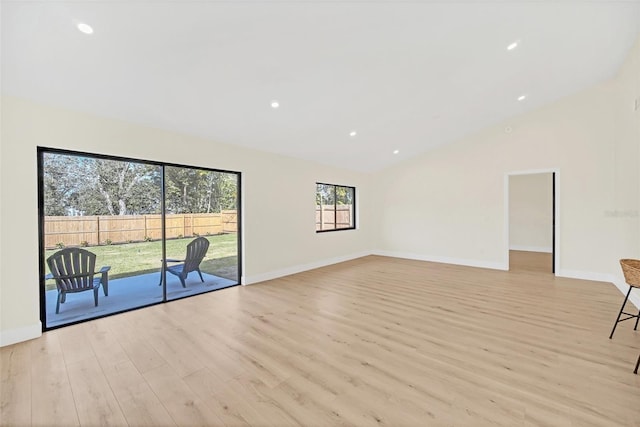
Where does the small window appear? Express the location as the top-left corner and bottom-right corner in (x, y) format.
(316, 183), (356, 232)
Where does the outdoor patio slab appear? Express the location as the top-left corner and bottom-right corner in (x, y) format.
(45, 271), (237, 328)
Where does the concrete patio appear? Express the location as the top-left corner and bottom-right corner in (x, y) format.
(45, 271), (237, 328)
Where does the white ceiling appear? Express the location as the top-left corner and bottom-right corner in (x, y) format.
(2, 1), (640, 172)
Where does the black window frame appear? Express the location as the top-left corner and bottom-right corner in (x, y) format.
(37, 146), (243, 331)
(315, 182), (356, 233)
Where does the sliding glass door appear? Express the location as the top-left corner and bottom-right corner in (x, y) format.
(38, 148), (241, 330)
(162, 166), (239, 300)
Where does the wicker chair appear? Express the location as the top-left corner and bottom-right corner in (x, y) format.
(159, 237), (210, 288)
(610, 259), (640, 339)
(609, 259), (640, 374)
(46, 248), (110, 314)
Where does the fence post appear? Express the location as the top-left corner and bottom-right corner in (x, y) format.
(96, 216), (101, 245)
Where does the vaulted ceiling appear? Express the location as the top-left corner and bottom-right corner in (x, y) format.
(3, 1), (639, 171)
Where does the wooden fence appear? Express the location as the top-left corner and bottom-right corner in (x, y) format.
(44, 211), (237, 249)
(315, 205), (353, 231)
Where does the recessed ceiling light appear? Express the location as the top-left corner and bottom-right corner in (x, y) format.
(77, 23), (94, 34)
(507, 41), (519, 51)
(270, 100), (279, 108)
(393, 150), (399, 155)
(517, 95), (527, 101)
(349, 131), (357, 137)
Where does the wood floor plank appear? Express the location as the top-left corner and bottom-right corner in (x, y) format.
(0, 341), (31, 426)
(65, 357), (128, 426)
(224, 376), (302, 427)
(183, 367), (256, 427)
(1, 253), (639, 426)
(30, 333), (80, 426)
(108, 314), (167, 374)
(142, 363), (225, 426)
(105, 360), (176, 426)
(56, 324), (97, 365)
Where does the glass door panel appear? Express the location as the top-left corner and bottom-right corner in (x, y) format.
(41, 152), (163, 328)
(163, 166), (239, 300)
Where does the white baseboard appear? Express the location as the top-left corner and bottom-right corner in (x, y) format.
(509, 245), (552, 253)
(556, 269), (614, 283)
(372, 250), (507, 271)
(0, 322), (42, 347)
(244, 251), (371, 285)
(370, 256), (639, 309)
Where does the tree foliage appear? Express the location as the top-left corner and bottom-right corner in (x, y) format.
(43, 154), (78, 215)
(89, 159), (161, 215)
(316, 184), (353, 206)
(165, 166), (237, 214)
(42, 153), (237, 216)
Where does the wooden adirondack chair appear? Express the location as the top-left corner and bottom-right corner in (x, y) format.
(161, 237), (210, 288)
(46, 248), (110, 314)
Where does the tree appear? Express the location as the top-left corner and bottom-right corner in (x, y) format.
(165, 167), (237, 214)
(42, 153), (79, 215)
(316, 183), (335, 206)
(88, 159), (160, 215)
(43, 152), (236, 217)
(43, 154), (161, 216)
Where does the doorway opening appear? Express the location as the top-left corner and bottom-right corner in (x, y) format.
(506, 171), (557, 274)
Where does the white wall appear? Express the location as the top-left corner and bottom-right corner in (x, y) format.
(0, 97), (372, 345)
(610, 37), (640, 304)
(373, 39), (640, 288)
(509, 173), (553, 253)
(3, 39), (639, 347)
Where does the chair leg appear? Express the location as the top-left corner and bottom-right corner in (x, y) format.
(56, 292), (63, 314)
(635, 353), (640, 375)
(197, 268), (204, 283)
(610, 286), (633, 339)
(179, 274), (187, 288)
(634, 309), (639, 331)
(102, 275), (109, 297)
(94, 288), (99, 307)
(158, 265), (165, 286)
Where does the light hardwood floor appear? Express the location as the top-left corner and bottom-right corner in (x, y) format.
(509, 250), (553, 274)
(2, 254), (639, 426)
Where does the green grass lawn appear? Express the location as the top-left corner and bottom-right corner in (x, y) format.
(44, 234), (238, 288)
